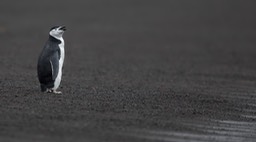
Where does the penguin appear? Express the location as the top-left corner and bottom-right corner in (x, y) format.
(37, 26), (66, 94)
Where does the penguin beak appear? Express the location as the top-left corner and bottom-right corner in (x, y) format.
(59, 26), (66, 31)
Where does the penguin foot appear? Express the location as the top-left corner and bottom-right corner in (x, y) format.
(46, 89), (53, 93)
(53, 90), (62, 94)
(45, 89), (62, 94)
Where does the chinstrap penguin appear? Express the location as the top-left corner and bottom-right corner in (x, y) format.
(37, 26), (66, 94)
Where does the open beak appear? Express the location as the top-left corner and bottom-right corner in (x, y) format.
(59, 26), (66, 31)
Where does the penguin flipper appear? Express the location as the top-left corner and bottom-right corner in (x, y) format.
(37, 55), (54, 89)
(49, 52), (59, 80)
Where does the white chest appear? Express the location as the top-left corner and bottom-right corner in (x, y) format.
(53, 38), (65, 90)
(59, 38), (65, 67)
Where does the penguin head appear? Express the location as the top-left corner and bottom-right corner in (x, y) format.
(49, 26), (66, 39)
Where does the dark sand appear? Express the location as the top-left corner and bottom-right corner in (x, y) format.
(0, 1), (256, 141)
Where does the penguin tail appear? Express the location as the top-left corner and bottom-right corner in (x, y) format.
(40, 84), (47, 92)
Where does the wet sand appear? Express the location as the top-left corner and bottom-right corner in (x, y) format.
(0, 0), (256, 141)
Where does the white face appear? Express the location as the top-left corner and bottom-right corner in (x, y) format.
(49, 26), (66, 39)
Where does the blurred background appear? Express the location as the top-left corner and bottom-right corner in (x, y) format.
(0, 0), (256, 142)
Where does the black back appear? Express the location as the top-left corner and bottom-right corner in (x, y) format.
(37, 36), (61, 91)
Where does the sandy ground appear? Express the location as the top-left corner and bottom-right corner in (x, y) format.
(0, 0), (256, 142)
